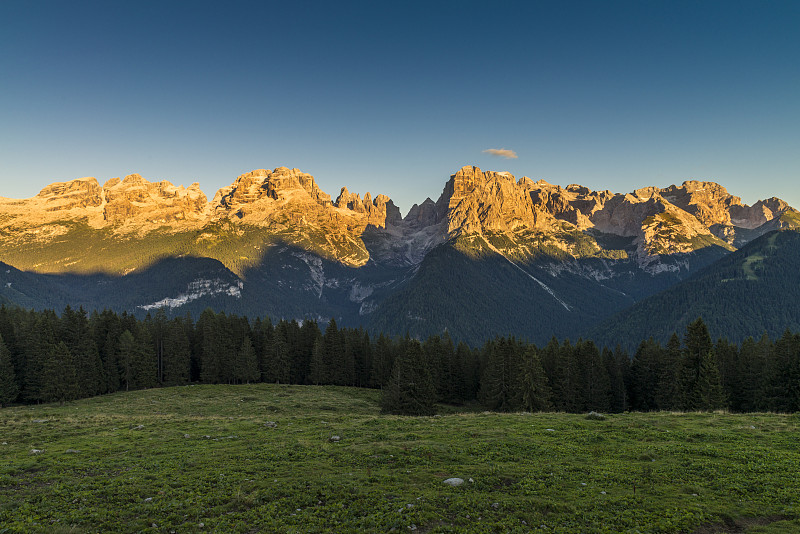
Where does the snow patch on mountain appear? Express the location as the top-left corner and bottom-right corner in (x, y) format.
(139, 278), (243, 310)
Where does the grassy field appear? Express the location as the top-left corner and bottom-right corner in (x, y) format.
(1, 385), (799, 533)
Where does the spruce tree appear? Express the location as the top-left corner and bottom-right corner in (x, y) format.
(714, 338), (739, 405)
(41, 341), (79, 404)
(753, 333), (774, 411)
(630, 338), (662, 411)
(236, 336), (260, 384)
(309, 337), (326, 385)
(550, 339), (581, 412)
(253, 317), (274, 383)
(696, 351), (726, 411)
(654, 333), (681, 411)
(578, 340), (611, 412)
(163, 319), (191, 386)
(604, 346), (628, 413)
(769, 331), (800, 412)
(132, 324), (157, 389)
(456, 342), (479, 401)
(267, 322), (291, 384)
(0, 335), (19, 407)
(479, 338), (518, 411)
(23, 313), (58, 403)
(297, 319), (321, 384)
(519, 345), (551, 412)
(368, 333), (394, 388)
(117, 330), (144, 391)
(423, 335), (446, 399)
(198, 309), (224, 384)
(680, 318), (714, 410)
(381, 339), (436, 416)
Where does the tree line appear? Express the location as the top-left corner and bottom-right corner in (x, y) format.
(0, 305), (798, 415)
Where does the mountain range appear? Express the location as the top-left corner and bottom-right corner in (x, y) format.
(1, 165), (798, 346)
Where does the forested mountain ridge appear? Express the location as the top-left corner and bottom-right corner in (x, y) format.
(0, 166), (796, 345)
(589, 222), (800, 348)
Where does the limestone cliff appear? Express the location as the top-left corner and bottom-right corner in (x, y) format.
(433, 166), (792, 266)
(102, 174), (208, 227)
(0, 165), (794, 275)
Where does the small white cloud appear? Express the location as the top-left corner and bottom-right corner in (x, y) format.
(483, 148), (518, 159)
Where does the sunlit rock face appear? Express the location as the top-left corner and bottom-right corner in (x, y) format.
(433, 166), (795, 268)
(36, 177), (103, 210)
(0, 165), (795, 276)
(102, 174), (208, 226)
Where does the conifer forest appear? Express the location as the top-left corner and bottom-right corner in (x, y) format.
(1, 305), (798, 415)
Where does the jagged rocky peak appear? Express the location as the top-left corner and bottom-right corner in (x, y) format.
(447, 165), (518, 204)
(443, 166), (622, 235)
(268, 167), (331, 204)
(632, 186), (662, 200)
(517, 176), (536, 188)
(335, 187), (401, 228)
(405, 198), (441, 228)
(660, 180), (741, 227)
(102, 173), (208, 225)
(657, 179), (794, 230)
(444, 166), (558, 236)
(373, 194), (402, 226)
(36, 176), (103, 210)
(335, 186), (364, 211)
(729, 197), (794, 229)
(215, 167), (332, 209)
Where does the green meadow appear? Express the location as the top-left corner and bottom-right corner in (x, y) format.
(1, 384), (799, 533)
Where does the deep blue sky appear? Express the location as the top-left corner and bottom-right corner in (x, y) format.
(1, 0), (798, 213)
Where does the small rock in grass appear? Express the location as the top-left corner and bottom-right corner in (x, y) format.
(443, 478), (464, 486)
(184, 434), (190, 438)
(144, 497), (153, 502)
(491, 502), (500, 509)
(132, 425), (145, 430)
(750, 425), (756, 429)
(329, 435), (341, 443)
(30, 449), (43, 454)
(468, 478), (474, 483)
(64, 449), (80, 454)
(32, 419), (48, 423)
(600, 491), (607, 495)
(586, 411), (606, 421)
(2, 442), (7, 445)
(545, 428), (555, 432)
(580, 482), (587, 486)
(198, 523), (204, 528)
(264, 421), (278, 428)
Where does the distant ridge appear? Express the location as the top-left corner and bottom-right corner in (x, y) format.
(0, 165), (796, 345)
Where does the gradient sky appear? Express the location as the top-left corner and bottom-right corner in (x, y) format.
(1, 0), (798, 214)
